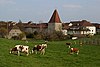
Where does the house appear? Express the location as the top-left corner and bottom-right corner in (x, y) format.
(17, 21), (48, 34)
(8, 25), (26, 40)
(92, 23), (100, 34)
(67, 20), (96, 36)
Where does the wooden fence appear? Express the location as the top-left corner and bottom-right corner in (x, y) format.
(78, 39), (100, 45)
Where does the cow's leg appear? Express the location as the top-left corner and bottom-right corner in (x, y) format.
(40, 50), (42, 55)
(27, 50), (29, 56)
(39, 49), (42, 55)
(35, 50), (37, 54)
(76, 50), (79, 55)
(27, 53), (29, 56)
(10, 48), (13, 54)
(70, 52), (73, 54)
(40, 49), (45, 55)
(18, 51), (20, 56)
(10, 50), (12, 54)
(68, 46), (70, 48)
(32, 50), (35, 54)
(70, 50), (74, 54)
(26, 52), (29, 56)
(42, 49), (45, 55)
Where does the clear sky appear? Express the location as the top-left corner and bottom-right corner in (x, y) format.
(0, 0), (100, 23)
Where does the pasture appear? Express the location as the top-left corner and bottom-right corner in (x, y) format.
(0, 36), (100, 67)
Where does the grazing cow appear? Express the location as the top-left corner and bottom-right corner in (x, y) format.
(70, 48), (79, 55)
(10, 45), (29, 56)
(31, 45), (42, 54)
(66, 42), (71, 48)
(31, 44), (47, 55)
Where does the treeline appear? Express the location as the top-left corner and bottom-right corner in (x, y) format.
(26, 31), (71, 41)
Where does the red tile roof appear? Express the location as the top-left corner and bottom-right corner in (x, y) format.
(70, 20), (94, 26)
(48, 9), (62, 23)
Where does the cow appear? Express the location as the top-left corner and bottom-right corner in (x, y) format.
(31, 45), (41, 54)
(66, 42), (71, 48)
(70, 48), (79, 55)
(10, 45), (29, 56)
(31, 44), (47, 55)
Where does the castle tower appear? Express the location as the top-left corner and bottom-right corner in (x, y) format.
(48, 9), (62, 32)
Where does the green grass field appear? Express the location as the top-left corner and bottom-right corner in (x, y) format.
(0, 36), (100, 67)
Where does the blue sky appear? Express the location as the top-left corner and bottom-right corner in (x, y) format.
(0, 0), (100, 23)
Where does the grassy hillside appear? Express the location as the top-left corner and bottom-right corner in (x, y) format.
(0, 37), (100, 67)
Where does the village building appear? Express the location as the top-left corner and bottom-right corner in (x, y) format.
(48, 9), (62, 32)
(67, 20), (96, 36)
(92, 23), (100, 34)
(8, 25), (26, 40)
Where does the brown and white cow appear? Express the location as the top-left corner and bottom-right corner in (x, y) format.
(10, 45), (29, 56)
(70, 48), (79, 55)
(31, 44), (47, 55)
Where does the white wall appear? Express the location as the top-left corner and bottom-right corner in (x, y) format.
(86, 26), (96, 35)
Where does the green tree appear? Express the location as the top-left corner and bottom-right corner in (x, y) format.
(18, 32), (26, 40)
(0, 27), (7, 38)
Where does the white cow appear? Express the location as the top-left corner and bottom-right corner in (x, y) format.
(10, 45), (29, 56)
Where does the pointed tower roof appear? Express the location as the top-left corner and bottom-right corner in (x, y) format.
(48, 9), (62, 23)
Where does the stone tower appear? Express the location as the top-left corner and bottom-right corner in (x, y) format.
(48, 9), (62, 32)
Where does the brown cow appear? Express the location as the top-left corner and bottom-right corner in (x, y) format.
(70, 48), (79, 55)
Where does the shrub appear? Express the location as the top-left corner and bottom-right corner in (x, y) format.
(18, 32), (26, 40)
(26, 33), (34, 38)
(0, 27), (7, 38)
(45, 31), (67, 41)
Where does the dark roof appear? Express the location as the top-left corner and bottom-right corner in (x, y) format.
(17, 23), (48, 28)
(70, 20), (94, 26)
(48, 9), (62, 23)
(62, 23), (70, 29)
(92, 23), (100, 29)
